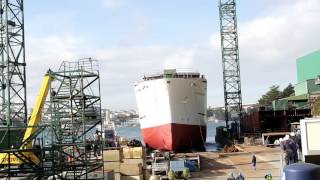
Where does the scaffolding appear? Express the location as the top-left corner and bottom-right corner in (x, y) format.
(0, 0), (103, 178)
(0, 58), (103, 179)
(47, 58), (103, 179)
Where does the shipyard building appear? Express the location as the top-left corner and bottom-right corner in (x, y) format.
(272, 50), (320, 111)
(242, 50), (320, 134)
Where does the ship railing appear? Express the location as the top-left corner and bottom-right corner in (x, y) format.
(175, 68), (199, 74)
(143, 69), (203, 80)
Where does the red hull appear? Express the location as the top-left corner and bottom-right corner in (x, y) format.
(141, 123), (206, 151)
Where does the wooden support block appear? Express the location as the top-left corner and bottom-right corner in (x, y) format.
(123, 158), (146, 168)
(123, 147), (145, 159)
(120, 162), (143, 176)
(104, 162), (120, 172)
(103, 149), (122, 162)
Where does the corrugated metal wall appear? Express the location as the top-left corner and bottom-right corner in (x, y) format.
(307, 79), (320, 93)
(272, 99), (289, 111)
(295, 81), (308, 96)
(295, 79), (320, 96)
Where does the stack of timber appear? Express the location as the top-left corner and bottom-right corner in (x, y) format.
(103, 147), (147, 180)
(122, 147), (146, 180)
(103, 147), (122, 180)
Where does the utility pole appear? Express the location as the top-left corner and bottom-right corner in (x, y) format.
(219, 0), (242, 138)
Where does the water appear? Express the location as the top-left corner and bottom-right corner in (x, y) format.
(115, 121), (225, 151)
(115, 125), (142, 140)
(206, 121), (225, 143)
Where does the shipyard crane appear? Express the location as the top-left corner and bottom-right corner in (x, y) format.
(0, 0), (55, 170)
(0, 72), (53, 165)
(219, 0), (243, 138)
(0, 0), (34, 167)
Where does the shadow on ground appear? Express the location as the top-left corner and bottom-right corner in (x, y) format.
(191, 153), (235, 178)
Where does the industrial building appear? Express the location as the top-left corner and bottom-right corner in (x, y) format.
(273, 50), (320, 111)
(242, 50), (320, 134)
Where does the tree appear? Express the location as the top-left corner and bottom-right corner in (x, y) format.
(258, 84), (295, 107)
(312, 96), (320, 117)
(280, 83), (294, 98)
(258, 85), (281, 106)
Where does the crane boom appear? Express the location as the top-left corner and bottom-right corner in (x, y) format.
(0, 72), (53, 165)
(22, 73), (53, 149)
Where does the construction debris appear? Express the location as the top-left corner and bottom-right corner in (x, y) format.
(223, 145), (240, 153)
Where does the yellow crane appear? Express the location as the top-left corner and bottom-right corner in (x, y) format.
(0, 71), (53, 165)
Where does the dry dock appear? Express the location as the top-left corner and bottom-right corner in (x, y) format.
(188, 145), (281, 179)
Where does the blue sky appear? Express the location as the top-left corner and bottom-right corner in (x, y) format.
(24, 0), (320, 110)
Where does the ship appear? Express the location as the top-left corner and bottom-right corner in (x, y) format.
(134, 69), (207, 151)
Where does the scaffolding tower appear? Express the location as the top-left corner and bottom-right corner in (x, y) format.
(48, 58), (103, 179)
(0, 0), (103, 178)
(219, 0), (243, 136)
(0, 59), (104, 179)
(0, 0), (27, 139)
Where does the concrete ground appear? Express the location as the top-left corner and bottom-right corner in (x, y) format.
(0, 145), (282, 180)
(189, 145), (282, 180)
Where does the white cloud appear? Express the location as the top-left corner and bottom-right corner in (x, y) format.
(26, 36), (201, 110)
(163, 48), (195, 69)
(25, 34), (88, 108)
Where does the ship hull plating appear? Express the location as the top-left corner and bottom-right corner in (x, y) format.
(142, 123), (206, 151)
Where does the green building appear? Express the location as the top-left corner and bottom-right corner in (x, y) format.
(295, 79), (320, 96)
(297, 50), (320, 83)
(273, 50), (320, 111)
